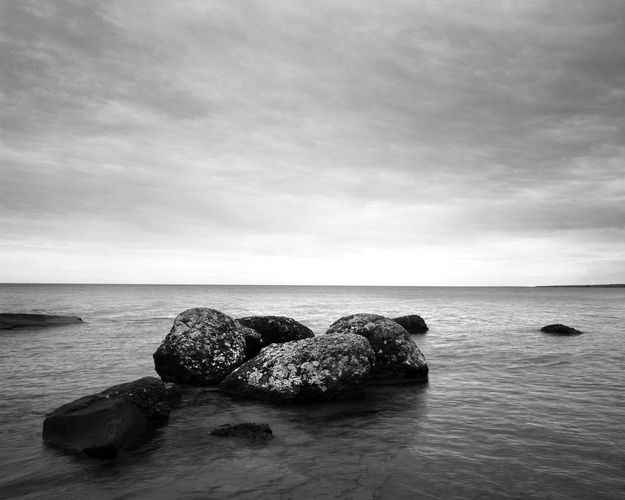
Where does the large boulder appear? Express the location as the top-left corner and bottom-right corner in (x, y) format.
(541, 324), (584, 336)
(42, 377), (174, 458)
(220, 334), (375, 403)
(153, 308), (248, 385)
(237, 315), (315, 357)
(0, 313), (83, 329)
(326, 313), (428, 381)
(393, 314), (428, 334)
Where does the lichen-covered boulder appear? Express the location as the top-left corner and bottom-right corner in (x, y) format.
(153, 308), (248, 385)
(219, 334), (375, 403)
(393, 314), (429, 334)
(42, 377), (174, 458)
(541, 324), (584, 336)
(326, 313), (428, 381)
(237, 316), (315, 357)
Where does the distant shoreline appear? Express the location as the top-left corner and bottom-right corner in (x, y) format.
(536, 284), (625, 288)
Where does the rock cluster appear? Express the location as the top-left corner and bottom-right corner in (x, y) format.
(43, 308), (430, 458)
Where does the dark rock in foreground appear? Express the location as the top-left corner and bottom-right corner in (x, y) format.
(211, 423), (273, 440)
(42, 377), (175, 458)
(220, 334), (374, 403)
(153, 308), (248, 385)
(327, 313), (429, 381)
(393, 314), (428, 334)
(0, 313), (84, 330)
(541, 324), (584, 336)
(237, 316), (315, 358)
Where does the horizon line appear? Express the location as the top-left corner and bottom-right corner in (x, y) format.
(1, 282), (623, 288)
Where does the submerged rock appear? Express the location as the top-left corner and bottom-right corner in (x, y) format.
(0, 313), (84, 330)
(541, 324), (584, 336)
(237, 316), (315, 357)
(153, 308), (248, 385)
(326, 313), (428, 381)
(220, 334), (375, 403)
(211, 422), (273, 440)
(393, 314), (428, 334)
(42, 377), (174, 458)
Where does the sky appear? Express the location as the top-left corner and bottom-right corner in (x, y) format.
(1, 0), (624, 285)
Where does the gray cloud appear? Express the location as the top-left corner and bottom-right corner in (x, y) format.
(1, 0), (624, 284)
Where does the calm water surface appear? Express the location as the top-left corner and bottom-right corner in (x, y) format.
(1, 285), (624, 499)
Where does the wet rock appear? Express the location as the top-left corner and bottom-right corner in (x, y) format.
(541, 324), (584, 336)
(220, 334), (375, 403)
(0, 313), (84, 330)
(153, 308), (248, 385)
(393, 314), (428, 334)
(42, 377), (172, 458)
(211, 422), (273, 440)
(326, 313), (428, 381)
(237, 316), (314, 356)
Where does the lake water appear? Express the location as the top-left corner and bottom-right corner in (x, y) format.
(1, 284), (624, 499)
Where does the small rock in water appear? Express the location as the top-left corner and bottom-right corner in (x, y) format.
(392, 314), (428, 333)
(210, 423), (273, 440)
(541, 324), (584, 335)
(42, 377), (175, 458)
(0, 313), (84, 329)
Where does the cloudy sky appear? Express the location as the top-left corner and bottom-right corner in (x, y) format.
(1, 0), (624, 285)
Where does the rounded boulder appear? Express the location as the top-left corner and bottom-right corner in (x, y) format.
(326, 313), (428, 381)
(153, 308), (248, 385)
(219, 334), (375, 403)
(237, 315), (314, 357)
(393, 314), (429, 334)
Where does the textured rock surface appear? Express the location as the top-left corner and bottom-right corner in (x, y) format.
(211, 422), (273, 440)
(42, 377), (173, 458)
(237, 316), (314, 354)
(153, 308), (248, 385)
(0, 313), (84, 329)
(220, 334), (374, 403)
(541, 324), (584, 335)
(327, 313), (428, 381)
(393, 314), (429, 334)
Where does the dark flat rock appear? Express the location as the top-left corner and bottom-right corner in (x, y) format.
(42, 377), (175, 458)
(541, 324), (584, 336)
(0, 313), (84, 330)
(210, 423), (273, 440)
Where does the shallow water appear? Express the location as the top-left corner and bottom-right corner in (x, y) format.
(1, 285), (624, 499)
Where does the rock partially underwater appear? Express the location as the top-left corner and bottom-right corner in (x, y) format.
(0, 313), (84, 329)
(153, 308), (249, 385)
(237, 315), (315, 358)
(541, 324), (584, 336)
(393, 314), (429, 334)
(42, 377), (177, 458)
(220, 334), (375, 403)
(211, 423), (274, 440)
(327, 313), (428, 381)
